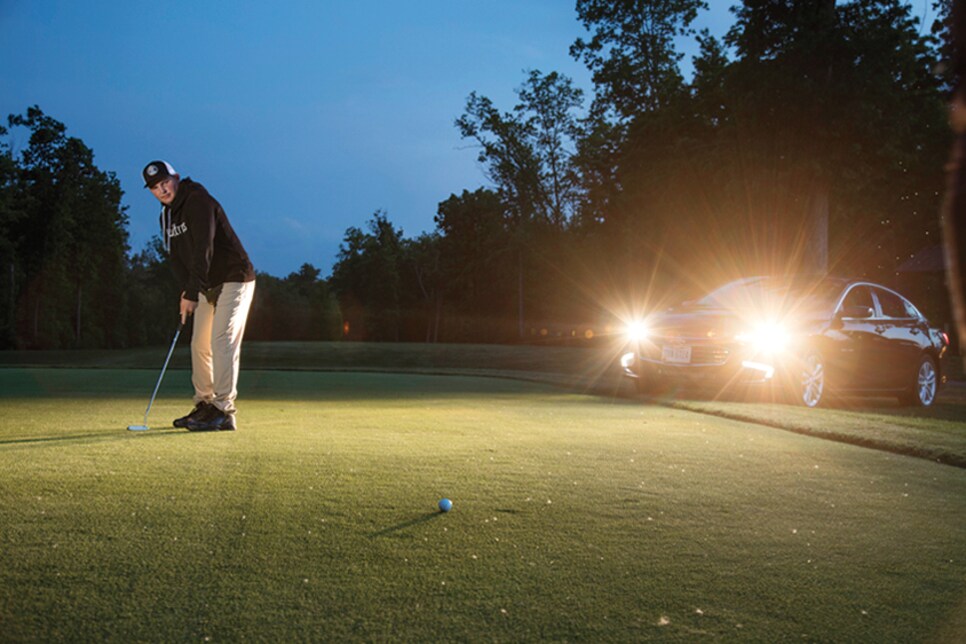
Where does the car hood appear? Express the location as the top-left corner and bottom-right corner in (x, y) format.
(647, 306), (821, 340)
(647, 308), (742, 340)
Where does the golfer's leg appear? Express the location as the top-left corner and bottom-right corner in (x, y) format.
(211, 281), (255, 415)
(191, 296), (216, 404)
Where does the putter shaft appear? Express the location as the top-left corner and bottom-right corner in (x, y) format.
(129, 321), (183, 431)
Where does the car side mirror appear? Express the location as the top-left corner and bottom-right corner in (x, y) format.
(839, 305), (874, 319)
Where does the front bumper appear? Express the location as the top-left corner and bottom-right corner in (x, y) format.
(621, 343), (782, 387)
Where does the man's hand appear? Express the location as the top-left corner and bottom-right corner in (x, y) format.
(180, 296), (197, 325)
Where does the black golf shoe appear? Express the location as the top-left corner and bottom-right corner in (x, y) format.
(185, 406), (237, 432)
(173, 401), (212, 428)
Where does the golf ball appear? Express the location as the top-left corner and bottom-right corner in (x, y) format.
(438, 498), (453, 512)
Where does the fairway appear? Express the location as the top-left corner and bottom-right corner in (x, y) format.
(1, 368), (965, 641)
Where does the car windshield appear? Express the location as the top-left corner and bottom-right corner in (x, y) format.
(693, 276), (843, 317)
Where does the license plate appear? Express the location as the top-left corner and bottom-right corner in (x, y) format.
(662, 345), (692, 364)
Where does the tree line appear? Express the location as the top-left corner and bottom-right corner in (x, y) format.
(0, 1), (956, 349)
(0, 107), (342, 349)
(334, 0), (954, 342)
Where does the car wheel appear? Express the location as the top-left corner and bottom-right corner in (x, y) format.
(899, 355), (938, 407)
(794, 350), (827, 408)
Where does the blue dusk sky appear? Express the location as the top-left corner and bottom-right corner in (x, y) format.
(0, 2), (935, 277)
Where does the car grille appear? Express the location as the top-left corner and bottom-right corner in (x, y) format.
(642, 340), (732, 366)
(690, 345), (731, 365)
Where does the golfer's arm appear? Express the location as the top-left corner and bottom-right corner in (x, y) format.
(184, 198), (215, 301)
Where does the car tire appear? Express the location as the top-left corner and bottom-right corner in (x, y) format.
(899, 355), (938, 407)
(792, 349), (827, 408)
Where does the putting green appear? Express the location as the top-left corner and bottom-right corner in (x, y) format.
(1, 368), (964, 641)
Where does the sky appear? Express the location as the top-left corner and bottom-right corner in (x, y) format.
(0, 1), (934, 278)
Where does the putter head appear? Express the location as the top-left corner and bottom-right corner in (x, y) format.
(127, 424), (150, 431)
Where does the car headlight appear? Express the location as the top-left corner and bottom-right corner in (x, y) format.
(735, 322), (790, 353)
(625, 320), (649, 342)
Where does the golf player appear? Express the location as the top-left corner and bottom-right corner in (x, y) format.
(143, 160), (256, 431)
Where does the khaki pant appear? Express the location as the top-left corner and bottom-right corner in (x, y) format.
(191, 281), (255, 416)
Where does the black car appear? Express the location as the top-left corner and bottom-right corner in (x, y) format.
(620, 276), (950, 407)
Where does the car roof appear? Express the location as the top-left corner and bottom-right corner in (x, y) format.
(732, 274), (880, 291)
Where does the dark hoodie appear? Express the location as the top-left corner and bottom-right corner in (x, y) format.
(160, 178), (255, 302)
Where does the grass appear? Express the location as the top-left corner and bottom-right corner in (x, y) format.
(1, 365), (966, 641)
(5, 340), (964, 468)
(664, 394), (966, 467)
(253, 341), (966, 468)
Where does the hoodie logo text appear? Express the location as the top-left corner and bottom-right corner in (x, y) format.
(168, 222), (188, 238)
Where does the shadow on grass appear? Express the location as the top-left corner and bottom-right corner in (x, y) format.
(642, 383), (966, 422)
(0, 426), (189, 449)
(0, 433), (119, 447)
(369, 512), (442, 538)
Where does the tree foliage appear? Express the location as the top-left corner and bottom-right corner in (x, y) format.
(3, 2), (954, 347)
(274, 1), (958, 341)
(715, 0), (946, 275)
(434, 188), (518, 340)
(0, 107), (344, 349)
(560, 0), (950, 312)
(571, 0), (708, 119)
(247, 264), (342, 341)
(456, 70), (586, 230)
(1, 107), (131, 349)
(330, 211), (407, 340)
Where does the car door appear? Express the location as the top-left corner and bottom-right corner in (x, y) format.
(871, 287), (924, 389)
(828, 285), (878, 390)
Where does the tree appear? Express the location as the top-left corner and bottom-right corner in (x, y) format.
(570, 106), (624, 233)
(5, 106), (131, 348)
(404, 233), (444, 342)
(330, 211), (405, 341)
(433, 188), (519, 340)
(457, 70), (585, 227)
(571, 0), (708, 121)
(457, 70), (586, 336)
(125, 235), (180, 346)
(568, 0), (715, 304)
(246, 264), (342, 341)
(569, 1), (947, 297)
(722, 0), (947, 276)
(0, 124), (20, 348)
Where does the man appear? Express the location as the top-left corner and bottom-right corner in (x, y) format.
(143, 160), (256, 431)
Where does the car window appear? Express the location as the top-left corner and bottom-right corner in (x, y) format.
(901, 298), (922, 319)
(875, 288), (912, 319)
(840, 286), (873, 314)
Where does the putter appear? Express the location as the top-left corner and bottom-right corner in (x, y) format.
(127, 321), (184, 431)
